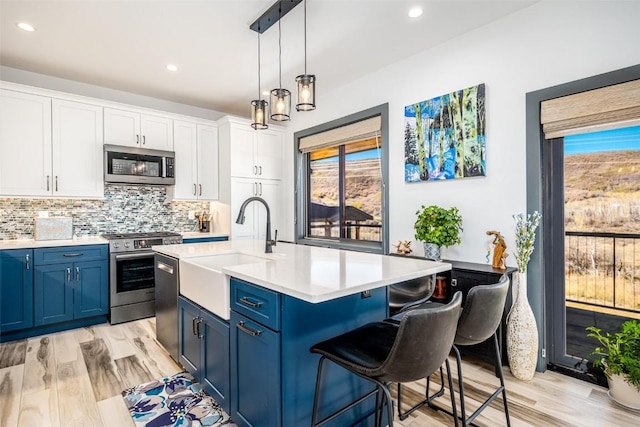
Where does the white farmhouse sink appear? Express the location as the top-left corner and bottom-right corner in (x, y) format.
(179, 253), (270, 320)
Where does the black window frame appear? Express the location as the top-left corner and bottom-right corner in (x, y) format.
(294, 103), (389, 254)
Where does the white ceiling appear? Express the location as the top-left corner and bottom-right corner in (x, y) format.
(0, 1), (536, 117)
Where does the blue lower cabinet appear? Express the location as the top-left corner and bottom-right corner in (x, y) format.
(73, 260), (109, 319)
(34, 263), (75, 326)
(230, 311), (281, 427)
(0, 249), (34, 332)
(33, 245), (108, 326)
(179, 296), (230, 414)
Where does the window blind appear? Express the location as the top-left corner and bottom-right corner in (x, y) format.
(540, 79), (640, 139)
(299, 115), (381, 153)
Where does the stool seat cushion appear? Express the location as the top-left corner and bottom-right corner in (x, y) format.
(310, 322), (398, 374)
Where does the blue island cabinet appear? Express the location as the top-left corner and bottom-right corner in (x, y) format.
(229, 277), (388, 427)
(178, 296), (230, 414)
(0, 249), (34, 332)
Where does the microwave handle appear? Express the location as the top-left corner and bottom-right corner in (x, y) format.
(162, 157), (167, 178)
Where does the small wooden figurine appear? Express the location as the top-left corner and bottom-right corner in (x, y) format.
(486, 230), (508, 270)
(393, 240), (413, 255)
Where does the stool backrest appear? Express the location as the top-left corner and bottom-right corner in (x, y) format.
(378, 291), (462, 383)
(455, 274), (510, 346)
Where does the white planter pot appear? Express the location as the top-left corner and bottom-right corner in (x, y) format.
(608, 372), (640, 410)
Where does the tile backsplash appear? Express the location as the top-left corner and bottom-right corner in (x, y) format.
(0, 185), (209, 240)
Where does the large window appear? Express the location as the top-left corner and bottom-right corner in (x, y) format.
(295, 104), (389, 253)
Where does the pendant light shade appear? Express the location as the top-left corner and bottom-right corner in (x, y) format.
(296, 0), (316, 111)
(270, 88), (291, 121)
(270, 7), (290, 122)
(295, 74), (315, 111)
(251, 99), (268, 130)
(251, 31), (268, 130)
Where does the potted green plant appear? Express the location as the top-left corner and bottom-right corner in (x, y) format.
(586, 320), (640, 410)
(413, 205), (463, 260)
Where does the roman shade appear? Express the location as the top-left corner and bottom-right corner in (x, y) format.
(299, 115), (381, 153)
(540, 79), (640, 139)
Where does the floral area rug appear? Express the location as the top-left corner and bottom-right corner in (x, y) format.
(122, 371), (237, 427)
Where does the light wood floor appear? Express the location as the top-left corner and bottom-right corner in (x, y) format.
(0, 318), (638, 427)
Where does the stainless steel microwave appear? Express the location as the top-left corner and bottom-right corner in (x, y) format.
(104, 144), (175, 185)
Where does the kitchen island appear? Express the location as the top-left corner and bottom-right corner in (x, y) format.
(154, 240), (450, 427)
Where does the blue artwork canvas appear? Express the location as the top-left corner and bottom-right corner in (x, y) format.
(404, 83), (486, 182)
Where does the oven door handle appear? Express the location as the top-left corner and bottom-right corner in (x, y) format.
(113, 253), (156, 261)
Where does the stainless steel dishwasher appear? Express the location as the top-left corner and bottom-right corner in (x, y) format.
(155, 253), (180, 362)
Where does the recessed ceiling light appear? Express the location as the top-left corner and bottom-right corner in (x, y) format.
(166, 64), (178, 72)
(17, 22), (35, 32)
(408, 7), (423, 18)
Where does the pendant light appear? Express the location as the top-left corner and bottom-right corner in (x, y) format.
(270, 5), (291, 122)
(251, 31), (268, 130)
(295, 0), (316, 111)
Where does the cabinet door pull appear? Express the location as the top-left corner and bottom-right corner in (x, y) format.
(196, 317), (203, 339)
(142, 135), (146, 145)
(46, 175), (50, 191)
(193, 183), (197, 196)
(136, 134), (140, 144)
(66, 268), (71, 282)
(75, 267), (80, 281)
(254, 165), (258, 175)
(259, 165), (262, 176)
(237, 321), (262, 337)
(25, 254), (30, 270)
(240, 296), (263, 308)
(253, 182), (257, 196)
(192, 316), (198, 336)
(259, 182), (262, 196)
(63, 253), (83, 257)
(199, 184), (202, 196)
(55, 176), (58, 192)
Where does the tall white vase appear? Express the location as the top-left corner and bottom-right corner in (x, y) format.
(506, 272), (538, 381)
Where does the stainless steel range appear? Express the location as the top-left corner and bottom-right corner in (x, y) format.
(102, 231), (182, 324)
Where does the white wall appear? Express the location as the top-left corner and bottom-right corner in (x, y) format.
(282, 1), (640, 265)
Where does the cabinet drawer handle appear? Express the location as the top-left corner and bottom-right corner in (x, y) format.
(66, 268), (71, 282)
(25, 254), (30, 270)
(237, 321), (262, 337)
(240, 296), (263, 308)
(63, 253), (83, 257)
(75, 267), (80, 281)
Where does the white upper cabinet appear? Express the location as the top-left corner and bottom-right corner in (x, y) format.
(230, 177), (281, 241)
(52, 99), (104, 198)
(171, 120), (218, 201)
(104, 107), (173, 150)
(0, 90), (103, 198)
(0, 90), (52, 196)
(223, 119), (283, 180)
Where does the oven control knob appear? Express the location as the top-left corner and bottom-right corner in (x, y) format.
(124, 242), (130, 248)
(139, 240), (146, 248)
(113, 242), (120, 249)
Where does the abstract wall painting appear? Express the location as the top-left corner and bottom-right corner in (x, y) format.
(404, 83), (486, 182)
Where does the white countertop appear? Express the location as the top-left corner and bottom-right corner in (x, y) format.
(0, 236), (108, 250)
(154, 240), (451, 304)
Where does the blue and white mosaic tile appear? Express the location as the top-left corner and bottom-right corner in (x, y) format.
(0, 185), (208, 240)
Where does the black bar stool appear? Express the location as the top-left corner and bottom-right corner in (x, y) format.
(309, 292), (463, 427)
(394, 274), (512, 426)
